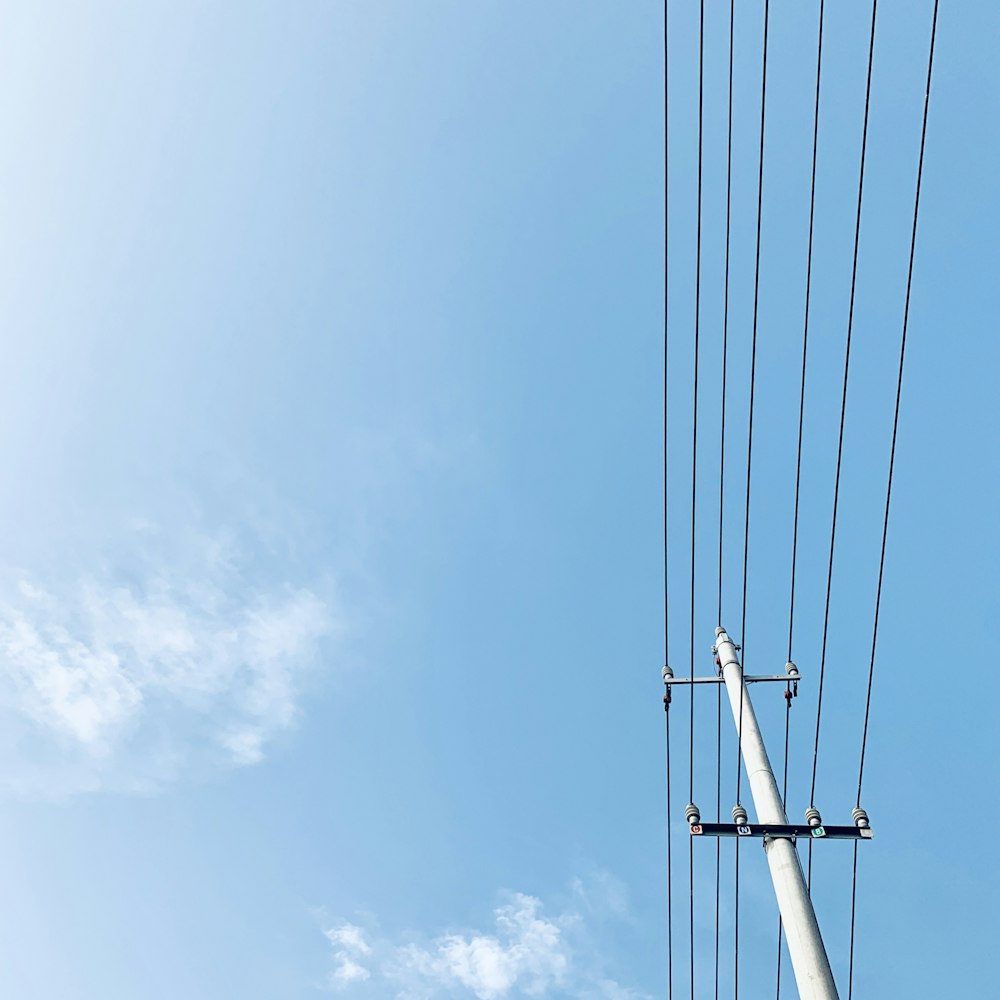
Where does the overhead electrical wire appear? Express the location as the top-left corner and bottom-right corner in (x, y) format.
(662, 0), (673, 992)
(777, 3), (826, 993)
(736, 0), (770, 802)
(856, 0), (938, 818)
(734, 6), (771, 997)
(664, 703), (674, 1000)
(689, 4), (706, 996)
(808, 0), (879, 890)
(714, 678), (722, 1000)
(715, 3), (734, 997)
(787, 0), (826, 667)
(717, 6), (734, 632)
(774, 691), (793, 997)
(847, 4), (940, 996)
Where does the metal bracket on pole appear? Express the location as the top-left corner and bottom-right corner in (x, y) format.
(690, 822), (873, 841)
(664, 673), (795, 685)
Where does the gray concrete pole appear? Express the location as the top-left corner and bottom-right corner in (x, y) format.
(715, 627), (840, 1000)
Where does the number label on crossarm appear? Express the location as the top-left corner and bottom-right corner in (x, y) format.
(737, 825), (751, 836)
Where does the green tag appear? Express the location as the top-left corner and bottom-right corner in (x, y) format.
(811, 826), (826, 838)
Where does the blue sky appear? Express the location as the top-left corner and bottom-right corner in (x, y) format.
(0, 1), (994, 997)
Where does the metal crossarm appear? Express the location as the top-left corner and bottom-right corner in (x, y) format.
(690, 822), (873, 841)
(663, 673), (794, 685)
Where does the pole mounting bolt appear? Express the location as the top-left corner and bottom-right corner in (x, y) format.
(805, 807), (822, 828)
(685, 803), (701, 826)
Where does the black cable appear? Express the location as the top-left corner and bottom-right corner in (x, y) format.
(688, 6), (705, 998)
(850, 4), (939, 993)
(736, 0), (769, 807)
(717, 0), (734, 631)
(715, 9), (733, 996)
(662, 1), (673, 996)
(848, 842), (859, 999)
(665, 699), (674, 1000)
(662, 0), (670, 694)
(714, 7), (735, 981)
(734, 10), (769, 995)
(775, 688), (792, 998)
(787, 0), (826, 663)
(714, 681), (721, 1000)
(690, 0), (704, 802)
(857, 0), (939, 811)
(809, 0), (879, 811)
(734, 838), (741, 1000)
(778, 4), (825, 991)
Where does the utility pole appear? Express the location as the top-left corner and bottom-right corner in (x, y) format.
(663, 627), (873, 1000)
(716, 626), (838, 1000)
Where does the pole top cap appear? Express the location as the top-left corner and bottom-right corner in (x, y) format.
(715, 626), (726, 637)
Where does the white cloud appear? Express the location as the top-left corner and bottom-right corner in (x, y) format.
(322, 884), (648, 1000)
(326, 923), (373, 957)
(333, 957), (371, 987)
(395, 894), (568, 1000)
(326, 924), (373, 989)
(0, 526), (337, 794)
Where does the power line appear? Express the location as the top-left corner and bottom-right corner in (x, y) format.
(848, 842), (860, 999)
(779, 4), (825, 989)
(662, 7), (671, 681)
(717, 0), (735, 631)
(774, 686), (792, 998)
(690, 6), (705, 800)
(688, 4), (705, 997)
(662, 0), (672, 994)
(809, 0), (879, 816)
(714, 4), (734, 998)
(734, 838), (741, 1000)
(714, 682), (722, 1000)
(736, 0), (770, 804)
(849, 3), (939, 994)
(738, 0), (771, 657)
(734, 9), (770, 997)
(664, 700), (674, 1000)
(787, 0), (826, 664)
(856, 0), (938, 812)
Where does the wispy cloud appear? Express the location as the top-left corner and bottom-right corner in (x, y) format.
(322, 882), (648, 1000)
(326, 924), (373, 987)
(391, 894), (569, 1000)
(0, 524), (337, 795)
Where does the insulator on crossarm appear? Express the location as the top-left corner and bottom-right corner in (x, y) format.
(852, 807), (870, 829)
(805, 807), (822, 828)
(685, 803), (701, 826)
(662, 665), (674, 682)
(732, 804), (748, 826)
(784, 661), (799, 678)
